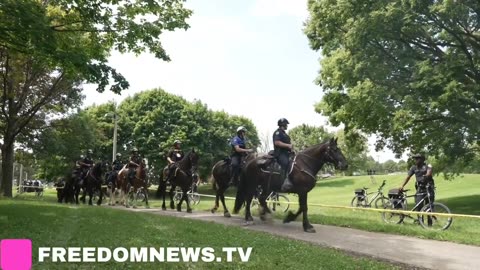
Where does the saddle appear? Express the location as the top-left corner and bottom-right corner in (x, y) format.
(256, 151), (283, 173)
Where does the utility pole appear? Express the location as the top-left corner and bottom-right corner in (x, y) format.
(112, 112), (118, 163)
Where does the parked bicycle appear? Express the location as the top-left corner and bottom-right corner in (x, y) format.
(252, 186), (290, 213)
(173, 183), (200, 206)
(351, 179), (388, 208)
(382, 185), (453, 230)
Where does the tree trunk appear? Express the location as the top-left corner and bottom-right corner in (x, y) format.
(1, 141), (14, 197)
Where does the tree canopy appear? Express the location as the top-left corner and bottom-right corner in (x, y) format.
(305, 0), (480, 172)
(0, 0), (192, 196)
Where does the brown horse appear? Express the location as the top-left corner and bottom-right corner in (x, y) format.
(158, 149), (199, 212)
(109, 164), (128, 206)
(233, 138), (348, 232)
(210, 152), (257, 217)
(110, 161), (149, 208)
(127, 160), (149, 208)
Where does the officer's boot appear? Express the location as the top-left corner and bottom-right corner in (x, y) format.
(280, 170), (293, 192)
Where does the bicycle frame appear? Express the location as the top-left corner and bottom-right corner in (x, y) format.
(393, 184), (434, 219)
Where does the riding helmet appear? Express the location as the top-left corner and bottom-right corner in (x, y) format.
(174, 139), (181, 145)
(237, 126), (247, 133)
(277, 118), (290, 126)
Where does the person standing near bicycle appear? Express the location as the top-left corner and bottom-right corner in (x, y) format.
(399, 153), (435, 210)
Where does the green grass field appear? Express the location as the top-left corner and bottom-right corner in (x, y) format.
(0, 200), (399, 270)
(9, 173), (480, 246)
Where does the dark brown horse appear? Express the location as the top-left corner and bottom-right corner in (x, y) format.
(158, 149), (199, 212)
(79, 162), (108, 206)
(233, 138), (348, 232)
(210, 152), (257, 217)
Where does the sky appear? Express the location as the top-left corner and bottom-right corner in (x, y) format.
(82, 0), (403, 162)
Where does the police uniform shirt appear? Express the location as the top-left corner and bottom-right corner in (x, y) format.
(130, 155), (142, 165)
(113, 159), (124, 171)
(168, 149), (184, 162)
(231, 135), (246, 154)
(273, 128), (291, 154)
(408, 163), (433, 184)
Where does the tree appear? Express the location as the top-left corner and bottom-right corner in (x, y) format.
(288, 124), (369, 175)
(305, 0), (480, 173)
(289, 124), (333, 151)
(0, 0), (191, 196)
(116, 89), (260, 179)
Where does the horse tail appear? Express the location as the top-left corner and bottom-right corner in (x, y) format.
(211, 175), (217, 191)
(156, 169), (164, 198)
(233, 169), (248, 214)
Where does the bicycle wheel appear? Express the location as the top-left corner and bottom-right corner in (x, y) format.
(374, 196), (388, 209)
(351, 196), (367, 207)
(381, 199), (406, 224)
(173, 190), (182, 203)
(137, 189), (146, 202)
(418, 202), (453, 231)
(269, 194), (289, 213)
(127, 191), (135, 207)
(189, 193), (200, 205)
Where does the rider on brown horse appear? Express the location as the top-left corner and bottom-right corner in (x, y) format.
(229, 126), (254, 186)
(108, 153), (124, 184)
(273, 118), (294, 191)
(128, 147), (142, 186)
(165, 139), (185, 183)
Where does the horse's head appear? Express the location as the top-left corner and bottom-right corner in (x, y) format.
(187, 148), (199, 178)
(325, 138), (348, 170)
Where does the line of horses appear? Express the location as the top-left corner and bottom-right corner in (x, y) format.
(55, 138), (347, 233)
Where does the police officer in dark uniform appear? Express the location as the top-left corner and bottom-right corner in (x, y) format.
(229, 126), (254, 186)
(108, 153), (124, 184)
(128, 147), (142, 186)
(165, 140), (185, 183)
(273, 118), (294, 191)
(78, 150), (94, 180)
(400, 153), (435, 210)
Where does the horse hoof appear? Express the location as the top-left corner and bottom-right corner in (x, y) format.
(247, 216), (254, 222)
(224, 212), (231, 218)
(133, 205), (137, 209)
(260, 215), (266, 221)
(243, 220), (254, 226)
(304, 227), (316, 233)
(146, 205), (150, 209)
(162, 206), (167, 211)
(126, 205), (130, 208)
(211, 207), (217, 213)
(187, 209), (192, 213)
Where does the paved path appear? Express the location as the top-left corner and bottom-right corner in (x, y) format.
(114, 207), (479, 270)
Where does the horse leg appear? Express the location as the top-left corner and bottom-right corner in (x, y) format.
(88, 186), (93, 205)
(133, 187), (138, 209)
(259, 191), (272, 222)
(169, 186), (175, 210)
(80, 187), (86, 204)
(144, 186), (150, 209)
(185, 188), (192, 213)
(283, 192), (304, 224)
(220, 187), (231, 217)
(176, 189), (185, 212)
(97, 183), (103, 206)
(244, 195), (254, 224)
(160, 182), (167, 210)
(211, 192), (220, 213)
(301, 193), (315, 233)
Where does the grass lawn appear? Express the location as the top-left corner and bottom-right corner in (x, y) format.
(0, 200), (399, 270)
(10, 173), (480, 246)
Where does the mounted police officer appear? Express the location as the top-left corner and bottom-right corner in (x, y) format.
(128, 147), (142, 186)
(400, 153), (435, 210)
(78, 150), (94, 181)
(273, 118), (294, 191)
(165, 140), (184, 183)
(108, 153), (124, 184)
(229, 126), (254, 186)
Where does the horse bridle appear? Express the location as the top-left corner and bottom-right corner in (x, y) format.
(293, 146), (337, 180)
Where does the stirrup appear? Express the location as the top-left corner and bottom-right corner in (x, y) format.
(281, 178), (293, 192)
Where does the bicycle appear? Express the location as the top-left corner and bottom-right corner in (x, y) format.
(128, 186), (148, 207)
(173, 183), (200, 206)
(381, 184), (453, 231)
(351, 179), (388, 208)
(252, 187), (290, 213)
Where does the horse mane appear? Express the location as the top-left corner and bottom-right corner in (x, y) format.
(302, 139), (331, 153)
(92, 162), (103, 175)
